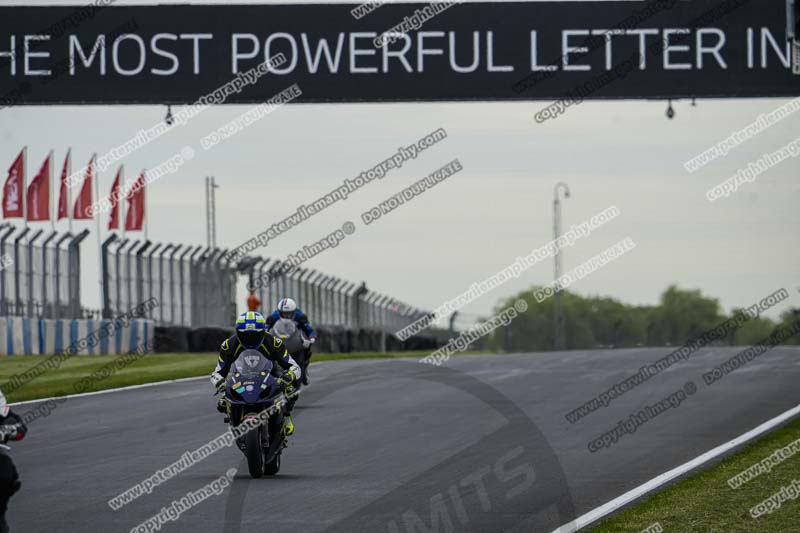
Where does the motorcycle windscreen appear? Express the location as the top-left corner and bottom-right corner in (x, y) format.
(271, 318), (297, 338)
(233, 349), (273, 377)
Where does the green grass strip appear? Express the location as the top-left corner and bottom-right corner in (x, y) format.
(588, 415), (800, 533)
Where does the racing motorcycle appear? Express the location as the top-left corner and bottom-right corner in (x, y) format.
(269, 318), (311, 387)
(0, 424), (23, 531)
(217, 349), (289, 478)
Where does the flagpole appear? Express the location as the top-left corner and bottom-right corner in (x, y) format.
(142, 169), (148, 241)
(92, 154), (102, 313)
(49, 150), (54, 232)
(67, 148), (73, 234)
(22, 146), (27, 230)
(120, 166), (125, 241)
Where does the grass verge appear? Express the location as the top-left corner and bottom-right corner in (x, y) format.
(588, 414), (800, 533)
(0, 350), (478, 403)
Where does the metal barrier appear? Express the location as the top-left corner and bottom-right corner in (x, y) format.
(101, 236), (430, 334)
(101, 235), (238, 328)
(0, 223), (89, 319)
(245, 256), (428, 333)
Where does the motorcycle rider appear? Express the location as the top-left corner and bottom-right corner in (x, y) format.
(0, 389), (26, 533)
(265, 298), (316, 385)
(210, 311), (302, 436)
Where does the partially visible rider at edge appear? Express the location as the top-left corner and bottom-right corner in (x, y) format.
(0, 388), (26, 533)
(265, 297), (316, 385)
(210, 311), (302, 436)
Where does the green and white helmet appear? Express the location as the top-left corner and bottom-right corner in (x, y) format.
(236, 311), (266, 348)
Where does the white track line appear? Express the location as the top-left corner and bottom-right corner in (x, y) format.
(9, 375), (208, 406)
(551, 403), (800, 533)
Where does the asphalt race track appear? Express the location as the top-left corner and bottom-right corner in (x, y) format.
(9, 347), (800, 533)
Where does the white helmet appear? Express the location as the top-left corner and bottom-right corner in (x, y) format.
(277, 297), (297, 319)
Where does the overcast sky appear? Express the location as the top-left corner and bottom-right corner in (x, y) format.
(1, 0), (798, 327)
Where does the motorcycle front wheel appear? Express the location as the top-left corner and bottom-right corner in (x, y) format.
(264, 451), (281, 475)
(245, 425), (264, 478)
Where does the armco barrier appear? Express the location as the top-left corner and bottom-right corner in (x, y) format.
(152, 326), (440, 353)
(0, 317), (153, 356)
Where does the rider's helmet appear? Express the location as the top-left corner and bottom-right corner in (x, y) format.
(235, 311), (266, 349)
(277, 297), (297, 319)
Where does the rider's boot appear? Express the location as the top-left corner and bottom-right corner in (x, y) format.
(284, 414), (294, 436)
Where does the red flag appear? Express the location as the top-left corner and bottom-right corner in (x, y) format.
(124, 172), (145, 231)
(73, 156), (94, 220)
(2, 149), (24, 218)
(26, 152), (51, 221)
(108, 166), (123, 230)
(57, 149), (70, 220)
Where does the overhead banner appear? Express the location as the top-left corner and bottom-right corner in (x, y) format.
(0, 0), (797, 106)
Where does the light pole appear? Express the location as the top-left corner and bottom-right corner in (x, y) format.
(553, 182), (570, 350)
(205, 176), (219, 249)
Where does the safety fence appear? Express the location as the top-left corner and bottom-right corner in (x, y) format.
(243, 256), (429, 333)
(101, 235), (237, 328)
(0, 223), (89, 319)
(101, 235), (431, 334)
(0, 230), (437, 353)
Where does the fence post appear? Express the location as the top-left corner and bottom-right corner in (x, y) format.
(40, 231), (58, 319)
(114, 239), (130, 317)
(290, 268), (304, 313)
(333, 278), (347, 326)
(26, 230), (44, 317)
(297, 269), (312, 319)
(353, 282), (368, 330)
(67, 229), (90, 319)
(309, 272), (324, 324)
(189, 247), (208, 328)
(326, 277), (338, 326)
(12, 228), (30, 316)
(206, 248), (221, 326)
(268, 261), (285, 309)
(313, 275), (327, 326)
(217, 249), (236, 327)
(0, 226), (16, 315)
(369, 292), (381, 329)
(125, 241), (142, 314)
(379, 295), (392, 331)
(53, 232), (72, 318)
(258, 259), (272, 311)
(146, 243), (162, 318)
(276, 262), (288, 302)
(156, 243), (173, 324)
(135, 241), (152, 308)
(177, 246), (193, 326)
(246, 257), (263, 296)
(100, 234), (118, 319)
(294, 268), (307, 313)
(341, 282), (355, 329)
(322, 276), (336, 326)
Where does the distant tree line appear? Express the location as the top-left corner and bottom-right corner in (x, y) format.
(474, 286), (800, 352)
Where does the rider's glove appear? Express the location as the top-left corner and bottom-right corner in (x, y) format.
(210, 371), (225, 391)
(277, 369), (296, 389)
